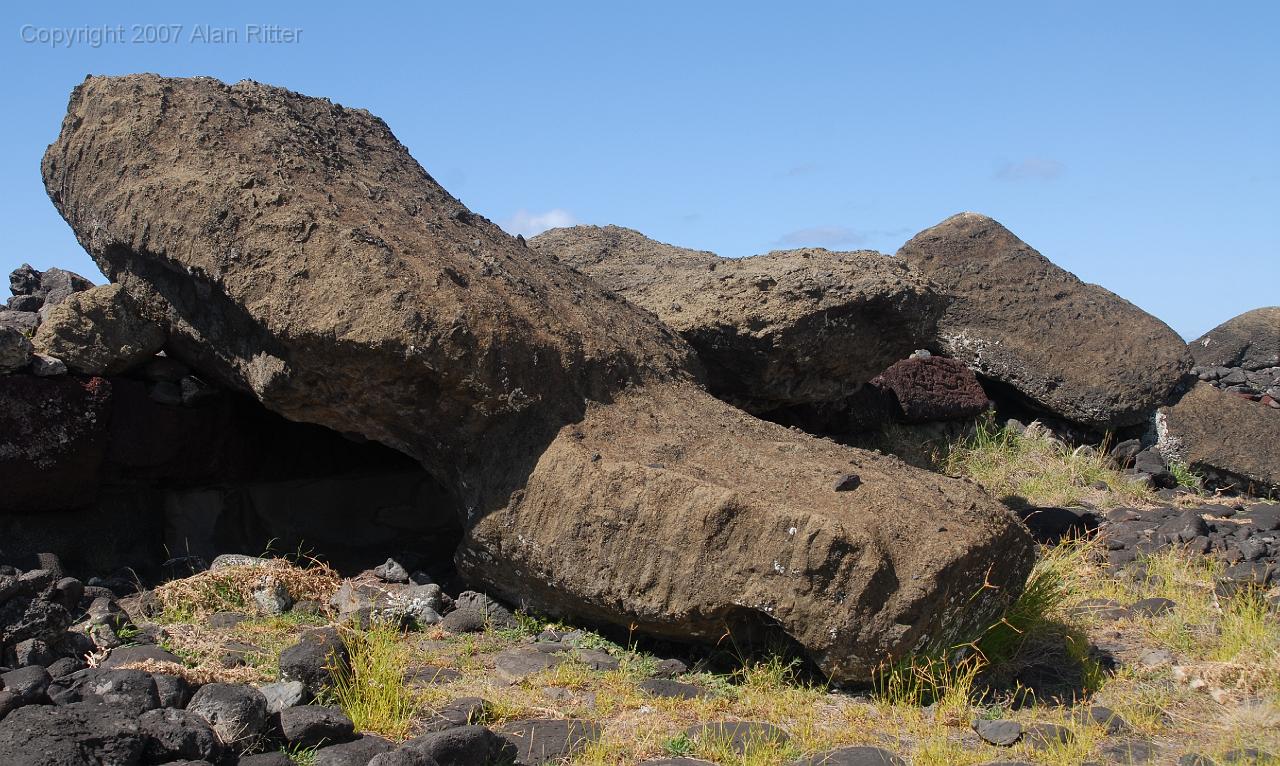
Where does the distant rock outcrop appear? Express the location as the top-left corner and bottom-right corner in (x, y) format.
(1189, 307), (1280, 372)
(1187, 308), (1279, 409)
(531, 225), (945, 414)
(897, 213), (1191, 429)
(10, 264), (93, 315)
(40, 74), (1033, 680)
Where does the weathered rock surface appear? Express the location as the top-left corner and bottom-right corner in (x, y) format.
(0, 311), (39, 338)
(870, 355), (990, 423)
(897, 213), (1191, 428)
(0, 701), (146, 765)
(1158, 382), (1280, 494)
(185, 682), (267, 748)
(531, 225), (946, 413)
(0, 327), (33, 374)
(457, 382), (1033, 679)
(43, 74), (1033, 680)
(8, 264), (94, 323)
(1189, 307), (1279, 371)
(33, 284), (165, 376)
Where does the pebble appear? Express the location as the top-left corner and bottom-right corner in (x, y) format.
(1021, 722), (1072, 751)
(1073, 705), (1131, 734)
(1129, 597), (1176, 617)
(1139, 648), (1175, 668)
(972, 718), (1022, 746)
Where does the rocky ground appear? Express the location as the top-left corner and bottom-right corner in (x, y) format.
(2, 479), (1276, 765)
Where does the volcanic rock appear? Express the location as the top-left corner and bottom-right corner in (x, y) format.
(278, 705), (355, 748)
(279, 627), (349, 695)
(42, 74), (1034, 681)
(185, 682), (268, 748)
(138, 708), (223, 764)
(9, 264), (94, 325)
(0, 310), (39, 338)
(897, 213), (1191, 428)
(0, 327), (32, 374)
(1158, 382), (1280, 493)
(531, 225), (946, 414)
(0, 701), (146, 765)
(870, 355), (990, 422)
(1189, 307), (1279, 371)
(495, 719), (599, 765)
(33, 283), (165, 375)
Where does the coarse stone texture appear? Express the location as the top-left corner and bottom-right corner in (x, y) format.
(1158, 382), (1280, 494)
(32, 284), (165, 376)
(184, 682), (268, 748)
(897, 213), (1191, 428)
(457, 383), (1035, 679)
(1189, 307), (1280, 371)
(0, 701), (146, 765)
(869, 355), (990, 423)
(531, 224), (946, 414)
(43, 74), (1034, 681)
(0, 327), (33, 374)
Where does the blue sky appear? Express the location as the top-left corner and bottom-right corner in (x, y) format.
(2, 2), (1276, 340)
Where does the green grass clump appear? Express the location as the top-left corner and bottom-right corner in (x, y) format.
(661, 733), (695, 757)
(329, 620), (419, 740)
(943, 414), (1153, 508)
(875, 539), (1104, 712)
(279, 742), (320, 766)
(1167, 461), (1205, 490)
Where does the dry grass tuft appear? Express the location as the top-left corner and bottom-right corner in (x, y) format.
(116, 658), (264, 686)
(943, 415), (1154, 508)
(153, 558), (340, 620)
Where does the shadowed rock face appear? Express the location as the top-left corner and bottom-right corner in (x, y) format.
(897, 213), (1191, 429)
(42, 74), (1033, 680)
(1189, 307), (1280, 372)
(531, 225), (946, 414)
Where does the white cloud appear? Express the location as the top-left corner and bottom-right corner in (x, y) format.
(782, 162), (820, 177)
(776, 225), (867, 247)
(501, 208), (577, 237)
(994, 158), (1065, 182)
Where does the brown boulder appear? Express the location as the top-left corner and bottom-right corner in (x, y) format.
(1158, 382), (1280, 494)
(871, 356), (990, 423)
(531, 225), (945, 413)
(458, 381), (1031, 678)
(897, 213), (1191, 428)
(1189, 307), (1280, 372)
(33, 284), (165, 375)
(42, 74), (1033, 679)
